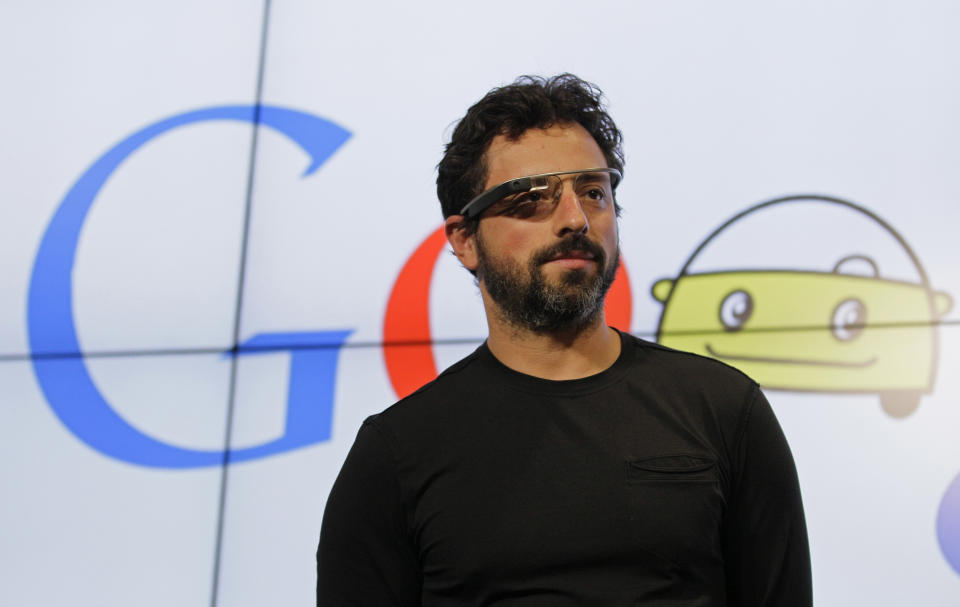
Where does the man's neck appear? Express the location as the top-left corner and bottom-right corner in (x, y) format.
(485, 315), (622, 381)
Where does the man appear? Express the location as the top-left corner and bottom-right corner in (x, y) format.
(317, 74), (811, 606)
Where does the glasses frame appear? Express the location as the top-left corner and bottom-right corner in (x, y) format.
(458, 167), (622, 219)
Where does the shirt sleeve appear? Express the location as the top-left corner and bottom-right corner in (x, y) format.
(723, 386), (813, 606)
(317, 418), (422, 607)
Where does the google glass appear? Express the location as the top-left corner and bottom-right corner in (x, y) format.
(458, 167), (622, 219)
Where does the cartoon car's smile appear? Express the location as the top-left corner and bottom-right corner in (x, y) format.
(705, 344), (877, 368)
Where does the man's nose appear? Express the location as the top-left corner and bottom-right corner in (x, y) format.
(553, 188), (589, 235)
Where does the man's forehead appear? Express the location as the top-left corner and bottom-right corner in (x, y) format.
(483, 123), (607, 188)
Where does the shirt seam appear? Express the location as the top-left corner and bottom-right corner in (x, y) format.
(363, 416), (418, 557)
(731, 383), (761, 488)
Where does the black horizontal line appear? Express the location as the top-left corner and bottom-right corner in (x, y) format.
(705, 344), (877, 368)
(657, 317), (960, 337)
(0, 337), (486, 362)
(1, 317), (957, 363)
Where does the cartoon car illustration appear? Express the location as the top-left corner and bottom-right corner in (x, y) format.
(651, 195), (952, 418)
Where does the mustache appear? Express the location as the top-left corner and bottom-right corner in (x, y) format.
(531, 234), (606, 267)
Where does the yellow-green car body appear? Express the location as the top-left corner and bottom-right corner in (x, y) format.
(652, 196), (953, 417)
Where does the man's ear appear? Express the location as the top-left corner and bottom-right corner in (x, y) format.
(445, 215), (479, 272)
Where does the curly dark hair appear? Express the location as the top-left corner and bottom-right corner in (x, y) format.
(436, 74), (625, 225)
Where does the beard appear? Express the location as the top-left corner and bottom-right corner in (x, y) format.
(475, 231), (620, 334)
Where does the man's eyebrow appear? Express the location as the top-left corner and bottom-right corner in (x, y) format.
(575, 172), (612, 181)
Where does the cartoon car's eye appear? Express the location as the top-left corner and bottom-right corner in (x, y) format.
(719, 290), (753, 332)
(832, 298), (867, 341)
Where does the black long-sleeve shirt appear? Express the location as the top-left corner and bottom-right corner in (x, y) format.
(318, 332), (811, 606)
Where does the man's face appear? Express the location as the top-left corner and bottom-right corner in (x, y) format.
(472, 123), (621, 332)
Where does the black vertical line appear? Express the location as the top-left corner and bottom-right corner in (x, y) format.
(209, 1), (272, 606)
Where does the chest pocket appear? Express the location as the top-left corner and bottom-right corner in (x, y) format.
(624, 454), (724, 568)
(627, 454), (717, 482)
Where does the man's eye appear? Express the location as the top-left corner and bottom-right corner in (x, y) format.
(495, 191), (551, 217)
(515, 191), (544, 204)
(578, 186), (608, 206)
